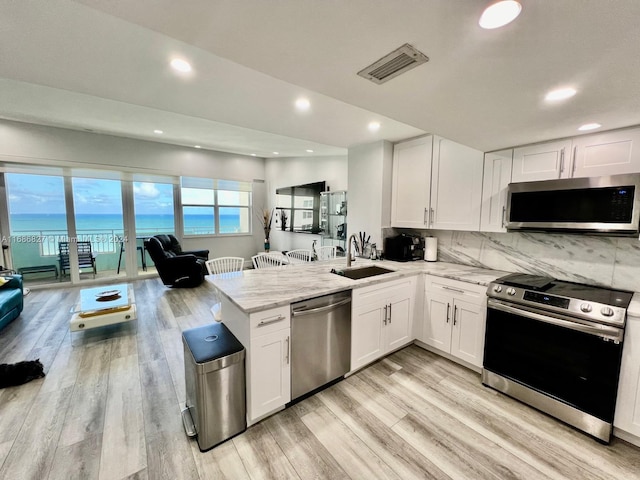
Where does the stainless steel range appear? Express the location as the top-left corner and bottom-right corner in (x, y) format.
(482, 273), (633, 443)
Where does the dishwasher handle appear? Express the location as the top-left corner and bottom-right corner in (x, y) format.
(292, 297), (352, 317)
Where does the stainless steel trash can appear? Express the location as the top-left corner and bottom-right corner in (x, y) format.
(182, 322), (246, 451)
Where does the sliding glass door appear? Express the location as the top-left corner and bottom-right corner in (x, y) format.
(4, 173), (69, 284)
(71, 177), (125, 282)
(133, 180), (175, 273)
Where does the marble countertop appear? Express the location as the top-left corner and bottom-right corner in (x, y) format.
(207, 259), (510, 314)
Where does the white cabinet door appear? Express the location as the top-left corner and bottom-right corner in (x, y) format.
(480, 149), (513, 232)
(422, 291), (452, 351)
(430, 137), (484, 231)
(385, 294), (412, 352)
(391, 136), (433, 228)
(250, 329), (291, 420)
(450, 298), (486, 368)
(615, 315), (640, 438)
(571, 128), (640, 178)
(351, 301), (385, 371)
(512, 139), (572, 182)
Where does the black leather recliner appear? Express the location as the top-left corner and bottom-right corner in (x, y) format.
(145, 234), (209, 287)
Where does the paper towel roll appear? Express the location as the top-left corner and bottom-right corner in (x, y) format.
(425, 237), (437, 262)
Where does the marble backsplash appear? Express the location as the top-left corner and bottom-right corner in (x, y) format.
(386, 228), (640, 292)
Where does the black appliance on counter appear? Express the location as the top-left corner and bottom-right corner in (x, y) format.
(483, 273), (633, 443)
(384, 234), (424, 262)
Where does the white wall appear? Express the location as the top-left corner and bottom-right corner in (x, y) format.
(265, 154), (347, 252)
(347, 140), (393, 249)
(0, 119), (267, 260)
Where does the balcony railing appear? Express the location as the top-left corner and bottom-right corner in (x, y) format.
(8, 228), (172, 257)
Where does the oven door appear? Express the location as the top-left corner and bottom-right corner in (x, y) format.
(483, 299), (624, 423)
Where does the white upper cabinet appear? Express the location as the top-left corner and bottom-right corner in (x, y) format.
(391, 135), (433, 228)
(430, 137), (484, 231)
(511, 139), (572, 183)
(480, 149), (513, 232)
(570, 128), (640, 178)
(391, 135), (483, 230)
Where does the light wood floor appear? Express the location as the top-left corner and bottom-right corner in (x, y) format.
(1, 277), (639, 480)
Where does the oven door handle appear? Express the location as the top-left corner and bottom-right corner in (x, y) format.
(487, 299), (624, 343)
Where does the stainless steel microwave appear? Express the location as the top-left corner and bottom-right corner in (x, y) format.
(506, 173), (640, 236)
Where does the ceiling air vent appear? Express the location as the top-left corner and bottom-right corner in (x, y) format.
(357, 43), (429, 85)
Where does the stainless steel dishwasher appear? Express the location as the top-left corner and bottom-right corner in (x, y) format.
(291, 290), (351, 400)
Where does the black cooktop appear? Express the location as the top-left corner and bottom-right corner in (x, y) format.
(495, 273), (634, 308)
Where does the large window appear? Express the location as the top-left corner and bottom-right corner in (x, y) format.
(180, 177), (252, 236)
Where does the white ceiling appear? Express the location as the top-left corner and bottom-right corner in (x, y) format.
(1, 1), (640, 158)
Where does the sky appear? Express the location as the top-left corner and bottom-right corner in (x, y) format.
(6, 174), (174, 215)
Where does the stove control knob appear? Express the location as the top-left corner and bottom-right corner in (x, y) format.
(580, 303), (593, 313)
(493, 285), (503, 293)
(601, 307), (614, 317)
(506, 287), (516, 296)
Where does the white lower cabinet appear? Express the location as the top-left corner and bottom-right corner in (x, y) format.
(351, 276), (416, 371)
(614, 314), (640, 444)
(250, 327), (291, 420)
(420, 275), (487, 369)
(221, 301), (291, 424)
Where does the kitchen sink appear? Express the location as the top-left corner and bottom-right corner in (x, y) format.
(330, 265), (395, 280)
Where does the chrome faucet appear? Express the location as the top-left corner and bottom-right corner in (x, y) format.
(346, 233), (358, 267)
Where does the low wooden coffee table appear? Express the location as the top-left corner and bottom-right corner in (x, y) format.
(70, 283), (137, 332)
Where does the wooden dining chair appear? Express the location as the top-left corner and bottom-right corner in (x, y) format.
(251, 253), (284, 269)
(285, 249), (312, 264)
(205, 256), (244, 275)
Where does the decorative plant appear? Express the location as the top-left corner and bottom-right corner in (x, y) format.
(257, 208), (274, 241)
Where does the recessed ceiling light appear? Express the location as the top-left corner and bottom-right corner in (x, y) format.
(273, 152), (280, 155)
(153, 129), (163, 134)
(479, 1), (522, 29)
(545, 87), (577, 101)
(251, 153), (257, 156)
(170, 58), (192, 73)
(295, 98), (310, 111)
(368, 121), (381, 132)
(306, 149), (314, 153)
(194, 145), (201, 149)
(578, 123), (602, 131)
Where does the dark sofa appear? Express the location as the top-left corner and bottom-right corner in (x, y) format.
(0, 275), (24, 330)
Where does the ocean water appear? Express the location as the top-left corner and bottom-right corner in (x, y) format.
(9, 213), (243, 236)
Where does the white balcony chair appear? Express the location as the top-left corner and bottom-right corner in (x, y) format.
(205, 256), (244, 275)
(252, 253), (284, 269)
(318, 245), (337, 260)
(206, 256), (244, 322)
(286, 249), (312, 264)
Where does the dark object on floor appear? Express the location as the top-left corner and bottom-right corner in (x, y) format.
(0, 274), (24, 331)
(0, 359), (45, 388)
(144, 234), (209, 287)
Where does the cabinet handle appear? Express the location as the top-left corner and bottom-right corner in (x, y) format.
(501, 206), (506, 228)
(446, 303), (450, 323)
(258, 314), (285, 327)
(430, 208), (434, 226)
(454, 305), (458, 326)
(442, 285), (465, 294)
(559, 148), (565, 175)
(424, 208), (428, 225)
(285, 336), (290, 364)
(383, 305), (388, 325)
(571, 146), (577, 176)
(388, 303), (392, 324)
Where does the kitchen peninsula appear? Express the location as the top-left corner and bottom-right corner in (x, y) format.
(207, 259), (507, 425)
